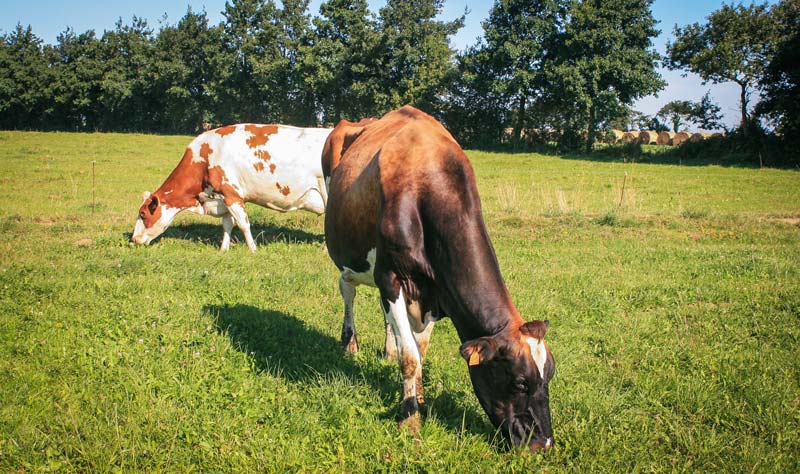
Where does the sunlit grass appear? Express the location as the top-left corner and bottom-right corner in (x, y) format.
(1, 131), (799, 471)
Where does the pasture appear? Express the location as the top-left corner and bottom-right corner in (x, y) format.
(1, 130), (798, 472)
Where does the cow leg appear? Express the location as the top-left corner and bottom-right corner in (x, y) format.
(382, 289), (423, 433)
(227, 202), (256, 252)
(412, 321), (434, 404)
(339, 275), (359, 353)
(383, 316), (398, 362)
(220, 214), (234, 251)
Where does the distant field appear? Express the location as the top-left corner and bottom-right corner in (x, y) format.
(1, 130), (799, 472)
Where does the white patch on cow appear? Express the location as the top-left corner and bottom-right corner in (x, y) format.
(526, 337), (547, 380)
(341, 248), (376, 287)
(386, 288), (422, 400)
(132, 205), (183, 245)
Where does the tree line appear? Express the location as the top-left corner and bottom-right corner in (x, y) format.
(1, 0), (797, 153)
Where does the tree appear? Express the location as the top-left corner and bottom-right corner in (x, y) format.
(153, 8), (227, 133)
(666, 2), (777, 136)
(222, 0), (285, 123)
(375, 0), (464, 113)
(45, 28), (103, 130)
(657, 92), (723, 133)
(757, 0), (800, 140)
(476, 0), (568, 144)
(311, 0), (381, 123)
(657, 100), (694, 132)
(0, 24), (50, 129)
(276, 0), (317, 125)
(553, 0), (665, 152)
(97, 17), (157, 131)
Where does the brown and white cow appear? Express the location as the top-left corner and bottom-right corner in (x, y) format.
(323, 106), (555, 451)
(132, 124), (332, 251)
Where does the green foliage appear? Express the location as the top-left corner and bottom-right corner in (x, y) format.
(374, 0), (464, 113)
(552, 0), (666, 152)
(666, 2), (777, 132)
(0, 24), (50, 129)
(2, 131), (799, 470)
(757, 0), (800, 142)
(658, 93), (723, 132)
(311, 0), (382, 123)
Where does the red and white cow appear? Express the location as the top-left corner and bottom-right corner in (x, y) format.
(323, 106), (555, 450)
(132, 124), (332, 251)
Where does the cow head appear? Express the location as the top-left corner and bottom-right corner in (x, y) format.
(131, 191), (181, 245)
(460, 320), (555, 451)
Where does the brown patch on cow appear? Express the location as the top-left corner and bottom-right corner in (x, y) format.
(275, 183), (291, 196)
(245, 124), (279, 148)
(520, 320), (548, 340)
(215, 125), (236, 136)
(199, 143), (213, 159)
(255, 149), (271, 162)
(139, 194), (163, 229)
(208, 166), (243, 206)
(254, 162), (265, 172)
(269, 163), (276, 174)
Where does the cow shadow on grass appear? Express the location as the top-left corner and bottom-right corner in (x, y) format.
(160, 222), (324, 247)
(205, 303), (492, 439)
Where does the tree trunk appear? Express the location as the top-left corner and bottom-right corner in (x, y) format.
(739, 82), (749, 137)
(512, 94), (526, 146)
(586, 102), (596, 154)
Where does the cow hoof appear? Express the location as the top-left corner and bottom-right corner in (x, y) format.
(342, 336), (359, 353)
(398, 413), (421, 434)
(344, 341), (359, 353)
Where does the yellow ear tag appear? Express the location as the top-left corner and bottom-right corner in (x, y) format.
(468, 351), (481, 367)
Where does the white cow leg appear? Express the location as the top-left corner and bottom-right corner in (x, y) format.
(339, 275), (359, 353)
(220, 214), (234, 251)
(385, 289), (423, 433)
(227, 202), (256, 252)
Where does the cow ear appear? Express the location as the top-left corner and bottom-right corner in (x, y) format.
(520, 320), (549, 340)
(460, 336), (499, 367)
(142, 191), (151, 201)
(147, 195), (159, 214)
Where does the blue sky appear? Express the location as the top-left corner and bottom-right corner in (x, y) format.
(2, 0), (776, 130)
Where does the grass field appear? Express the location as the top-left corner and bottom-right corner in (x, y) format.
(1, 130), (799, 472)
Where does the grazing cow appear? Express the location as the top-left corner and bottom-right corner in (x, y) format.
(132, 124), (332, 251)
(323, 106), (555, 451)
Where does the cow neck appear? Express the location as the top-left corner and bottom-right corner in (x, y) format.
(155, 148), (206, 206)
(437, 216), (524, 341)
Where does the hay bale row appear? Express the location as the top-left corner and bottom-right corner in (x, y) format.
(609, 129), (625, 143)
(657, 131), (676, 145)
(689, 132), (712, 143)
(672, 132), (691, 146)
(638, 130), (659, 145)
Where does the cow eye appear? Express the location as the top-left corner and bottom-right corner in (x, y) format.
(513, 378), (528, 393)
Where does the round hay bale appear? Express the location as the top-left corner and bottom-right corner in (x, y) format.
(657, 131), (676, 145)
(672, 131), (691, 146)
(638, 130), (658, 145)
(710, 132), (725, 138)
(689, 132), (710, 143)
(621, 132), (638, 144)
(609, 129), (625, 143)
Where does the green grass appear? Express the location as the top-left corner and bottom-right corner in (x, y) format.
(1, 130), (799, 472)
